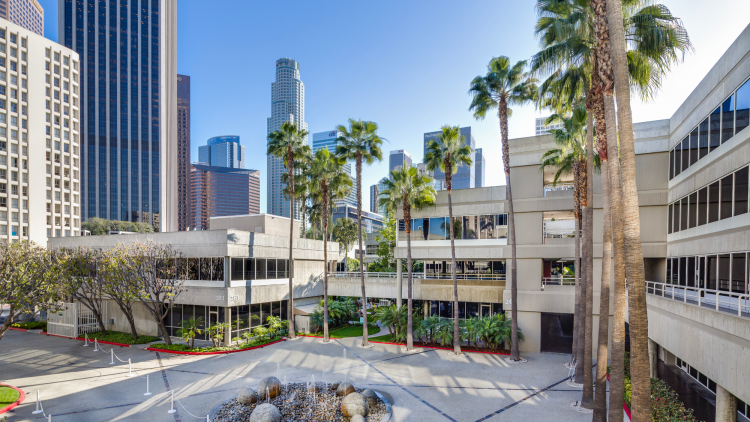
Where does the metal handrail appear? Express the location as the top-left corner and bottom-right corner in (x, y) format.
(542, 276), (576, 286)
(330, 271), (506, 281)
(645, 281), (750, 317)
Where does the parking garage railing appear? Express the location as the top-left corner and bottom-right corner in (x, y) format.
(542, 276), (576, 286)
(646, 281), (750, 318)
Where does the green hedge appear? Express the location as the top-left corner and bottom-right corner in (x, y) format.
(11, 321), (47, 330)
(149, 336), (281, 353)
(87, 331), (159, 345)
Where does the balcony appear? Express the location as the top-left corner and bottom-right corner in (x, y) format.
(543, 182), (574, 197)
(646, 281), (750, 318)
(543, 215), (577, 244)
(331, 271), (506, 281)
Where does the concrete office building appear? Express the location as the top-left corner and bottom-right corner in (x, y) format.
(177, 74), (190, 231)
(60, 0), (178, 232)
(375, 177), (389, 216)
(190, 163), (260, 230)
(198, 135), (244, 169)
(312, 129), (355, 207)
(388, 149), (412, 175)
(267, 58), (307, 219)
(424, 127), (475, 190)
(475, 147), (486, 188)
(0, 21), (81, 243)
(331, 204), (384, 234)
(0, 0), (43, 36)
(369, 183), (378, 214)
(535, 116), (563, 136)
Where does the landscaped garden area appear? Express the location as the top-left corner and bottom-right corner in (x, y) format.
(86, 330), (159, 345)
(11, 321), (46, 330)
(303, 297), (379, 338)
(0, 385), (20, 411)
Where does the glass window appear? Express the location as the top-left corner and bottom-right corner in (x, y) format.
(277, 259), (287, 278)
(689, 127), (699, 165)
(212, 257), (224, 282)
(680, 197), (688, 231)
(666, 259), (673, 284)
(462, 216), (479, 239)
(736, 79), (750, 135)
(719, 254), (730, 291)
(669, 149), (675, 180)
(235, 305), (249, 333)
(698, 187), (708, 226)
(397, 219), (408, 241)
(708, 255), (718, 290)
(698, 257), (706, 289)
(480, 215), (495, 239)
(231, 258), (243, 281)
(699, 118), (709, 159)
(734, 167), (748, 216)
(681, 137), (689, 172)
(280, 301), (288, 322)
(708, 181), (720, 223)
(187, 258), (199, 280)
(244, 258), (255, 279)
(412, 218), (426, 241)
(722, 95), (735, 143)
(687, 257), (696, 287)
(428, 217), (448, 240)
(250, 304), (261, 327)
(450, 217), (462, 239)
(497, 214), (508, 238)
(731, 253), (746, 293)
(678, 257), (686, 286)
(688, 193), (697, 229)
(720, 174), (733, 220)
(199, 258), (211, 280)
(670, 258), (679, 284)
(668, 204), (673, 234)
(710, 107), (721, 152)
(256, 258), (266, 280)
(267, 259), (276, 279)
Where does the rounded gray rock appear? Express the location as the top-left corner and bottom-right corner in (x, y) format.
(350, 415), (366, 422)
(257, 377), (281, 399)
(362, 388), (379, 408)
(248, 403), (281, 422)
(342, 392), (369, 417)
(336, 381), (355, 397)
(329, 381), (340, 390)
(237, 388), (258, 404)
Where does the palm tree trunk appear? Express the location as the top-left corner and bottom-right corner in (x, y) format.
(499, 104), (519, 361)
(445, 161), (461, 356)
(287, 158), (296, 339)
(356, 154), (369, 346)
(405, 202), (414, 351)
(301, 194), (307, 238)
(606, 1), (651, 420)
(575, 161), (586, 384)
(323, 184), (330, 342)
(581, 108), (595, 408)
(572, 164), (581, 366)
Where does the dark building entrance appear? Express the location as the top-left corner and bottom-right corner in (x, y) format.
(540, 312), (574, 353)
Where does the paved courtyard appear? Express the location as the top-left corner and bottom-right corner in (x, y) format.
(0, 330), (599, 421)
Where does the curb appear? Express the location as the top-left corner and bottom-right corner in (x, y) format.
(606, 374), (632, 420)
(0, 383), (25, 414)
(147, 338), (285, 355)
(7, 327), (27, 332)
(368, 340), (511, 355)
(40, 332), (131, 347)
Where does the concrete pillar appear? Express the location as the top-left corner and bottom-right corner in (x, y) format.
(648, 338), (658, 379)
(715, 384), (737, 422)
(662, 348), (676, 366)
(223, 307), (232, 346)
(396, 260), (403, 308)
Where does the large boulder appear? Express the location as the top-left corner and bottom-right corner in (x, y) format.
(257, 377), (281, 399)
(341, 392), (369, 417)
(336, 382), (355, 397)
(362, 389), (379, 408)
(248, 403), (281, 422)
(237, 388), (258, 405)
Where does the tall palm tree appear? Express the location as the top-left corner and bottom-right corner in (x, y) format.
(267, 121), (310, 339)
(469, 58), (537, 361)
(424, 125), (474, 356)
(283, 148), (313, 239)
(308, 147), (352, 342)
(379, 166), (436, 350)
(335, 119), (384, 347)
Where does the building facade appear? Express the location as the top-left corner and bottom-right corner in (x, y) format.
(369, 183), (378, 214)
(474, 147), (486, 188)
(312, 129), (355, 207)
(60, 0), (178, 232)
(534, 116), (563, 136)
(424, 126), (475, 190)
(332, 204), (383, 234)
(177, 74), (190, 231)
(388, 149), (412, 175)
(198, 135), (244, 169)
(0, 0), (43, 36)
(190, 163), (260, 230)
(267, 58), (307, 219)
(0, 21), (81, 243)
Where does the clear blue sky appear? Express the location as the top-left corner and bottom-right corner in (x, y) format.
(40, 0), (750, 214)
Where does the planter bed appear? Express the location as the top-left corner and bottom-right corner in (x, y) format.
(39, 331), (132, 347)
(368, 336), (510, 355)
(11, 321), (47, 331)
(0, 384), (24, 414)
(147, 338), (285, 355)
(299, 324), (378, 339)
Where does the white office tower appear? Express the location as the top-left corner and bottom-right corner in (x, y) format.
(0, 21), (80, 243)
(267, 58), (307, 218)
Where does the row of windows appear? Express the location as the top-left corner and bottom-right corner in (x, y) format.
(165, 303), (289, 340)
(666, 253), (749, 293)
(230, 258), (291, 281)
(424, 260), (506, 275)
(398, 214), (509, 241)
(669, 77), (750, 180)
(668, 166), (748, 234)
(0, 224), (26, 236)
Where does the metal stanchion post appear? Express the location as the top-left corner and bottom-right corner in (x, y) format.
(83, 333), (88, 346)
(94, 338), (99, 352)
(144, 375), (152, 396)
(32, 390), (43, 414)
(168, 391), (177, 414)
(128, 358), (133, 377)
(109, 349), (115, 365)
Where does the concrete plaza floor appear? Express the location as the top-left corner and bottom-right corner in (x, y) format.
(0, 330), (600, 421)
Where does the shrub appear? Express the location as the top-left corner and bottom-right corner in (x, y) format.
(149, 335), (281, 353)
(11, 321), (46, 330)
(87, 331), (159, 345)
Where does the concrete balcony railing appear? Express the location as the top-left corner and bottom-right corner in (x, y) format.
(646, 281), (750, 318)
(543, 182), (574, 197)
(331, 271), (506, 281)
(541, 276), (576, 288)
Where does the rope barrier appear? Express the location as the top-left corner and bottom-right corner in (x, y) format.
(173, 393), (210, 419)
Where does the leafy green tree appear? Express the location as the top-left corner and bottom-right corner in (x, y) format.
(373, 212), (396, 271)
(81, 217), (154, 235)
(332, 217), (357, 257)
(100, 244), (143, 340)
(424, 125), (474, 356)
(335, 119), (384, 347)
(177, 317), (203, 349)
(61, 247), (110, 335)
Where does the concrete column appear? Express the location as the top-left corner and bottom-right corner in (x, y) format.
(648, 338), (658, 379)
(662, 348), (676, 366)
(715, 384), (737, 422)
(396, 260), (403, 308)
(223, 307), (232, 346)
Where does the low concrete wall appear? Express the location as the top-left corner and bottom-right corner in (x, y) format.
(327, 277), (505, 303)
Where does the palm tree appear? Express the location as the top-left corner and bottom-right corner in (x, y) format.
(267, 121), (311, 339)
(335, 119), (384, 347)
(379, 165), (436, 350)
(308, 147), (352, 342)
(424, 125), (474, 355)
(469, 57), (537, 361)
(283, 148), (313, 239)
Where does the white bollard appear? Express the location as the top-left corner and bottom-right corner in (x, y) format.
(207, 415), (210, 422)
(109, 349), (115, 365)
(128, 358), (133, 377)
(83, 333), (88, 346)
(144, 375), (152, 396)
(32, 390), (43, 414)
(94, 338), (99, 352)
(48, 414), (51, 422)
(168, 391), (177, 414)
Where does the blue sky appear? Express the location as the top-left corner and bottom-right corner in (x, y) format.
(40, 0), (750, 214)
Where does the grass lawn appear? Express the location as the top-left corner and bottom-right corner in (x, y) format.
(87, 331), (159, 345)
(327, 324), (379, 338)
(0, 386), (20, 407)
(369, 333), (399, 343)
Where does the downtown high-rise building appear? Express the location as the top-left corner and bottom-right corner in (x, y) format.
(312, 129), (355, 207)
(267, 58), (306, 219)
(535, 116), (563, 135)
(388, 149), (412, 176)
(198, 135), (244, 168)
(475, 147), (486, 187)
(60, 0), (178, 232)
(369, 184), (378, 214)
(177, 74), (190, 231)
(190, 164), (260, 231)
(423, 126), (475, 190)
(0, 0), (43, 36)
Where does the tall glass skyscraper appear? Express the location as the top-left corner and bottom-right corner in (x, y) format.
(267, 58), (307, 219)
(475, 147), (486, 188)
(423, 126), (476, 190)
(198, 136), (245, 169)
(312, 130), (355, 207)
(60, 0), (178, 232)
(177, 74), (190, 231)
(388, 149), (412, 175)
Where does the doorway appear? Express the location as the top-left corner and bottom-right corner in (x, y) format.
(480, 304), (492, 318)
(540, 312), (574, 354)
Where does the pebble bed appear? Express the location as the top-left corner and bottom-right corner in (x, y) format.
(213, 382), (387, 422)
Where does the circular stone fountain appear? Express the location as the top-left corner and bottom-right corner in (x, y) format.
(210, 378), (393, 422)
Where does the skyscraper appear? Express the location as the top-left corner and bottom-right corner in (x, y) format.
(177, 74), (190, 231)
(198, 136), (245, 168)
(0, 0), (43, 36)
(423, 126), (475, 190)
(267, 58), (307, 218)
(369, 184), (378, 214)
(388, 149), (412, 175)
(376, 177), (389, 216)
(475, 148), (486, 188)
(190, 164), (260, 231)
(535, 117), (563, 135)
(60, 0), (178, 232)
(312, 129), (355, 207)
